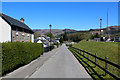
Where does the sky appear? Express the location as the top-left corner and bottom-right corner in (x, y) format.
(1, 0), (120, 2)
(1, 2), (118, 30)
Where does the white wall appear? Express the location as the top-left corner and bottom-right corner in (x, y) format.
(31, 34), (34, 43)
(0, 17), (11, 43)
(37, 40), (42, 43)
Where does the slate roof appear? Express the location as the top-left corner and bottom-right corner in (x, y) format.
(1, 13), (34, 33)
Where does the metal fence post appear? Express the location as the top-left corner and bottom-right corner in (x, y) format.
(105, 57), (108, 76)
(95, 53), (97, 68)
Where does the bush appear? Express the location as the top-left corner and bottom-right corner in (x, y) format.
(57, 43), (59, 48)
(2, 42), (44, 75)
(53, 43), (59, 48)
(60, 43), (63, 45)
(59, 37), (63, 43)
(90, 33), (100, 39)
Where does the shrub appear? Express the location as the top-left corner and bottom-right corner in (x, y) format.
(60, 43), (63, 45)
(2, 42), (44, 75)
(53, 43), (59, 48)
(59, 36), (63, 43)
(90, 33), (100, 39)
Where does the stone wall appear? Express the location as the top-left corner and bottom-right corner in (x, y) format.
(12, 29), (32, 42)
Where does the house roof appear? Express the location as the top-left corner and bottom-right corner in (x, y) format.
(1, 13), (34, 33)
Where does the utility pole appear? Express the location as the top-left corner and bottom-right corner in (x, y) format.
(100, 18), (102, 41)
(107, 8), (108, 28)
(107, 8), (110, 39)
(49, 24), (52, 51)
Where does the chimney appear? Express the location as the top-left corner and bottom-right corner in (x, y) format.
(20, 18), (24, 23)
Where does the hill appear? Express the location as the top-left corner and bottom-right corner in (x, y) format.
(33, 29), (77, 36)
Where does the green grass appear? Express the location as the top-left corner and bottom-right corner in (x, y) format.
(73, 40), (118, 64)
(70, 40), (119, 79)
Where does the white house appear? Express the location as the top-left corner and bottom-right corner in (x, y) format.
(0, 13), (34, 43)
(34, 36), (50, 47)
(36, 39), (43, 43)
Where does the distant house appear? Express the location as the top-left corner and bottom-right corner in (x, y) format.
(34, 36), (49, 47)
(0, 13), (34, 43)
(35, 39), (42, 43)
(89, 28), (106, 35)
(106, 26), (120, 34)
(114, 36), (120, 42)
(89, 29), (100, 34)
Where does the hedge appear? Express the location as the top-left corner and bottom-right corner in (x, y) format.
(2, 42), (44, 75)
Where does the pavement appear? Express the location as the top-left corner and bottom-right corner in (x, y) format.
(3, 44), (92, 79)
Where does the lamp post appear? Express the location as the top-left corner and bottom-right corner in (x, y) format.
(100, 18), (102, 41)
(49, 24), (52, 51)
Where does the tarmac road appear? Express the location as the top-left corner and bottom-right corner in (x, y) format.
(30, 44), (91, 78)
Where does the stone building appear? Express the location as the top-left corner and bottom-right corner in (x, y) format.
(0, 13), (34, 43)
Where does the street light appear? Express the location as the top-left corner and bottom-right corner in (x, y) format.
(100, 18), (102, 41)
(49, 24), (52, 51)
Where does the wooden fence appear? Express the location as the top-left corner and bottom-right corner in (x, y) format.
(69, 46), (120, 80)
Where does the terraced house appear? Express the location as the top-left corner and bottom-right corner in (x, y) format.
(0, 13), (34, 43)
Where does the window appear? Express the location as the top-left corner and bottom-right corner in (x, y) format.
(22, 29), (24, 36)
(16, 28), (18, 36)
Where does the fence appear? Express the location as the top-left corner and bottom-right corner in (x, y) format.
(69, 46), (120, 80)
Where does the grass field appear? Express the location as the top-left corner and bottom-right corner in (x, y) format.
(69, 40), (119, 79)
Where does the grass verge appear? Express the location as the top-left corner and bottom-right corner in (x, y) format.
(69, 40), (119, 79)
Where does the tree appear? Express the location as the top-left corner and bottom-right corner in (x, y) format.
(90, 35), (94, 39)
(59, 36), (63, 43)
(63, 31), (68, 41)
(90, 33), (100, 40)
(94, 33), (100, 38)
(46, 33), (55, 39)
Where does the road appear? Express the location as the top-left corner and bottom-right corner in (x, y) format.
(30, 44), (91, 78)
(3, 44), (92, 78)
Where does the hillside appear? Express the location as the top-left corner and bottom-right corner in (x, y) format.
(33, 29), (77, 36)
